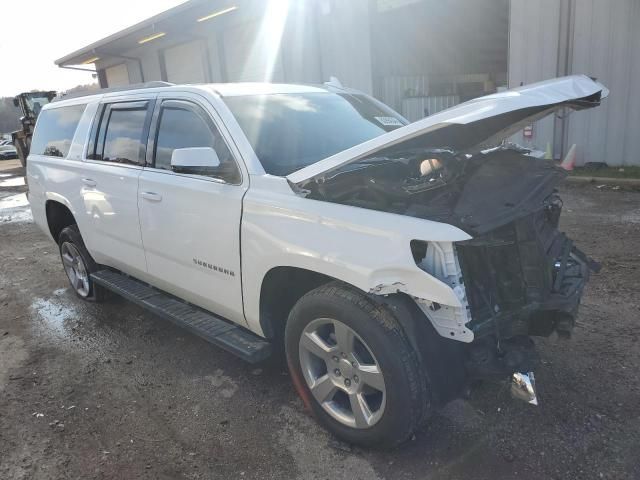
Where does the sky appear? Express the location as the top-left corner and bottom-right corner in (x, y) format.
(0, 0), (186, 97)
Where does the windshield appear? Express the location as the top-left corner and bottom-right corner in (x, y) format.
(23, 93), (54, 117)
(224, 92), (406, 176)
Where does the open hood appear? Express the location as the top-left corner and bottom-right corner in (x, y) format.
(287, 75), (608, 185)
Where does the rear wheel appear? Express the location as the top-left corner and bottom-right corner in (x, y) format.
(285, 282), (430, 448)
(58, 225), (107, 302)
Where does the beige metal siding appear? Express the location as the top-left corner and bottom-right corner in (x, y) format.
(567, 0), (640, 166)
(509, 0), (640, 166)
(508, 0), (561, 156)
(105, 64), (130, 87)
(224, 20), (285, 82)
(315, 0), (373, 94)
(164, 41), (207, 84)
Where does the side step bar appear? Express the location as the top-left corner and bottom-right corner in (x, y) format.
(91, 270), (272, 363)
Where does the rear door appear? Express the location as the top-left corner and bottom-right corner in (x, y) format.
(80, 96), (155, 278)
(138, 93), (247, 326)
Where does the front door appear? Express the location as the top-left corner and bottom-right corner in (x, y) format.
(138, 94), (247, 326)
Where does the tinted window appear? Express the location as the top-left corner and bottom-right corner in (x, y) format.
(154, 102), (240, 183)
(31, 105), (85, 158)
(101, 107), (147, 165)
(224, 93), (406, 176)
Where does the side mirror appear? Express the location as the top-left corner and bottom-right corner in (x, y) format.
(170, 147), (220, 175)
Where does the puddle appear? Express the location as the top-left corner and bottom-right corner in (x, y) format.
(0, 192), (28, 209)
(0, 192), (32, 224)
(204, 369), (239, 398)
(0, 177), (25, 187)
(0, 209), (33, 224)
(31, 295), (79, 338)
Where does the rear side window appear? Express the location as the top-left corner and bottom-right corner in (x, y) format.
(30, 104), (85, 158)
(90, 101), (151, 165)
(102, 108), (147, 164)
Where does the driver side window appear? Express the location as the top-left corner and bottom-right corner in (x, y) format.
(153, 100), (240, 183)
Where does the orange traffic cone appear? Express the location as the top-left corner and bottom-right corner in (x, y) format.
(560, 144), (577, 171)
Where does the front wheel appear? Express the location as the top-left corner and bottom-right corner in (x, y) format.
(285, 282), (430, 448)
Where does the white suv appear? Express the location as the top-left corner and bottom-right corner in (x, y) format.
(27, 76), (606, 447)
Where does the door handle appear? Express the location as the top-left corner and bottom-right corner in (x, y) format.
(140, 191), (163, 202)
(82, 178), (97, 187)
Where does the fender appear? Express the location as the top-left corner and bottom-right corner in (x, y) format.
(241, 175), (472, 336)
(45, 191), (74, 213)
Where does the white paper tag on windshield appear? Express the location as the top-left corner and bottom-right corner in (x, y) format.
(374, 116), (403, 127)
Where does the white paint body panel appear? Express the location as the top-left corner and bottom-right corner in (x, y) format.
(79, 161), (148, 277)
(27, 78), (606, 344)
(138, 169), (247, 325)
(240, 174), (471, 337)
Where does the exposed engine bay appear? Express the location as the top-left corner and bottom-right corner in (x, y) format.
(300, 147), (568, 236)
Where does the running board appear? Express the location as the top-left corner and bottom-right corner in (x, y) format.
(91, 270), (272, 363)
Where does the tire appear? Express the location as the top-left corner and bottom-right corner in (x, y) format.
(285, 282), (430, 448)
(58, 225), (108, 302)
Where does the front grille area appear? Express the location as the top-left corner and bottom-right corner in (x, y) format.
(456, 199), (569, 338)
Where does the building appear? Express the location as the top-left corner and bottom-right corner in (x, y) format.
(509, 0), (640, 166)
(55, 0), (509, 117)
(56, 0), (639, 166)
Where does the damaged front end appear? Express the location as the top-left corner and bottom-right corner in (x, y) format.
(299, 144), (601, 394)
(287, 76), (608, 402)
(453, 177), (600, 381)
(406, 149), (600, 385)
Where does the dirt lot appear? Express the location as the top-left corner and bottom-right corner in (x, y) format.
(1, 159), (639, 480)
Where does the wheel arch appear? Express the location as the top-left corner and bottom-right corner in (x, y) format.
(258, 266), (348, 340)
(45, 199), (77, 243)
(368, 293), (468, 407)
(258, 265), (468, 407)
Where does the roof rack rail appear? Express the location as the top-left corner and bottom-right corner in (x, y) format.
(53, 81), (175, 102)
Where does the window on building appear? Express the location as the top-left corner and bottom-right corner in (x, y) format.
(30, 104), (86, 158)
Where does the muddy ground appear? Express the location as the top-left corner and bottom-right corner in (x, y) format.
(1, 159), (639, 480)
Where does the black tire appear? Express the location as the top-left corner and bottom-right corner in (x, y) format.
(285, 282), (430, 448)
(58, 225), (108, 302)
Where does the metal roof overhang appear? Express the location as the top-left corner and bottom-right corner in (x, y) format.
(55, 0), (241, 67)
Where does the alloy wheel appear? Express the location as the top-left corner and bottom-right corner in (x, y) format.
(298, 318), (386, 429)
(61, 242), (90, 297)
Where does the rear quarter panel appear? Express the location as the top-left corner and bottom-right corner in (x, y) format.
(26, 100), (100, 245)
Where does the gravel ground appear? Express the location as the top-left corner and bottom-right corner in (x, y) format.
(1, 159), (639, 479)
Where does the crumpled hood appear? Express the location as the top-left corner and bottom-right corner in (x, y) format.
(287, 75), (608, 185)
